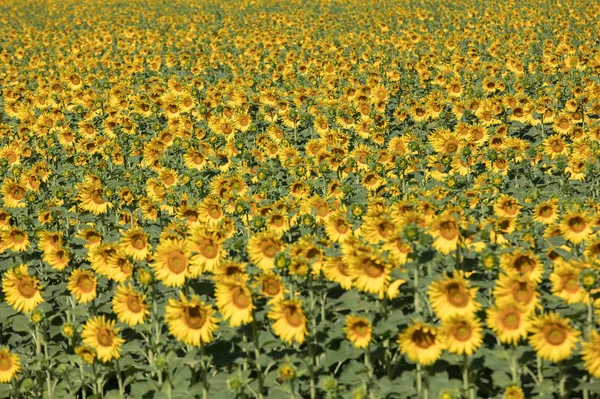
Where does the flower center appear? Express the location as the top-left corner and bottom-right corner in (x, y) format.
(18, 277), (37, 298)
(284, 306), (304, 327)
(512, 255), (535, 274)
(502, 311), (520, 330)
(539, 205), (554, 218)
(91, 189), (105, 205)
(543, 324), (567, 346)
(352, 321), (370, 337)
(452, 323), (473, 342)
(208, 206), (221, 219)
(131, 235), (146, 250)
(78, 275), (95, 293)
(336, 220), (349, 234)
(446, 282), (470, 307)
(271, 215), (284, 227)
(261, 240), (280, 258)
(0, 356), (13, 371)
(263, 279), (281, 296)
(126, 295), (143, 313)
(568, 216), (587, 233)
(200, 240), (218, 259)
(232, 287), (251, 309)
(167, 251), (187, 274)
(412, 328), (436, 349)
(563, 276), (580, 293)
(511, 281), (534, 304)
(11, 187), (25, 200)
(439, 220), (458, 240)
(96, 328), (114, 347)
(184, 305), (206, 329)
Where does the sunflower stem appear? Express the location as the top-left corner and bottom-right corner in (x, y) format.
(416, 363), (422, 395)
(79, 361), (87, 399)
(116, 360), (124, 398)
(537, 355), (544, 384)
(558, 362), (566, 399)
(365, 343), (373, 381)
(200, 345), (209, 399)
(510, 345), (518, 384)
(462, 354), (474, 399)
(413, 265), (421, 314)
(251, 318), (265, 399)
(587, 299), (594, 340)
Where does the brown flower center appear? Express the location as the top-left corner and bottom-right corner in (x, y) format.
(166, 250), (187, 274)
(131, 235), (146, 250)
(511, 281), (534, 304)
(352, 321), (370, 337)
(261, 239), (280, 258)
(542, 323), (567, 346)
(199, 239), (218, 259)
(208, 205), (221, 219)
(263, 279), (281, 296)
(183, 305), (207, 329)
(412, 328), (436, 349)
(90, 189), (105, 205)
(363, 259), (385, 278)
(284, 305), (304, 327)
(452, 322), (473, 342)
(562, 276), (580, 294)
(18, 277), (37, 298)
(77, 275), (95, 293)
(446, 282), (470, 308)
(232, 286), (251, 309)
(126, 295), (143, 313)
(512, 255), (536, 274)
(539, 205), (554, 218)
(501, 311), (520, 330)
(96, 328), (114, 347)
(10, 186), (25, 200)
(444, 140), (459, 153)
(439, 220), (459, 241)
(0, 356), (13, 371)
(271, 215), (285, 228)
(568, 216), (587, 233)
(335, 219), (349, 234)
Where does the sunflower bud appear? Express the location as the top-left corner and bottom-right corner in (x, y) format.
(278, 363), (295, 382)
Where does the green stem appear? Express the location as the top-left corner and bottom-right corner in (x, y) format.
(201, 345), (209, 399)
(116, 360), (124, 398)
(537, 355), (544, 384)
(462, 355), (473, 399)
(365, 343), (373, 381)
(417, 363), (423, 395)
(251, 318), (265, 399)
(510, 345), (518, 384)
(413, 264), (421, 313)
(558, 362), (566, 399)
(79, 362), (87, 399)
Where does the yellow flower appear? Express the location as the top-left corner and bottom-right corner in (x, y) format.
(215, 279), (254, 327)
(112, 283), (149, 326)
(2, 264), (44, 314)
(440, 315), (483, 356)
(344, 315), (372, 349)
(397, 321), (443, 366)
(247, 232), (282, 270)
(560, 211), (592, 244)
(549, 262), (588, 304)
(348, 252), (391, 297)
(528, 312), (580, 363)
(75, 346), (96, 364)
(254, 271), (286, 302)
(82, 316), (124, 363)
(268, 299), (308, 345)
(582, 330), (600, 378)
(0, 348), (20, 383)
(67, 269), (97, 304)
(152, 238), (189, 287)
(486, 303), (530, 345)
(119, 227), (150, 261)
(499, 250), (544, 283)
(1, 178), (27, 208)
(187, 227), (224, 274)
(165, 294), (219, 346)
(428, 271), (480, 321)
(503, 385), (525, 399)
(429, 213), (461, 255)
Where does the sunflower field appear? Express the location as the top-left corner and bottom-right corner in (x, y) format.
(1, 0), (600, 398)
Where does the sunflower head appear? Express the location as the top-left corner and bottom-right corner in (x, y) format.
(344, 315), (372, 349)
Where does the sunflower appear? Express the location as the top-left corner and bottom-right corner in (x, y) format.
(198, 196), (224, 227)
(106, 250), (134, 283)
(76, 228), (102, 248)
(112, 283), (149, 326)
(0, 348), (20, 383)
(82, 316), (124, 363)
(265, 211), (290, 237)
(268, 299), (308, 345)
(344, 315), (372, 349)
(486, 303), (530, 345)
(247, 232), (282, 270)
(429, 213), (461, 255)
(528, 312), (580, 363)
(348, 251), (391, 296)
(503, 386), (525, 399)
(543, 135), (568, 159)
(549, 262), (587, 304)
(78, 179), (113, 215)
(440, 315), (483, 356)
(75, 346), (96, 364)
(560, 210), (592, 244)
(41, 247), (70, 271)
(119, 227), (150, 261)
(165, 293), (219, 346)
(2, 264), (44, 313)
(325, 211), (353, 243)
(1, 178), (27, 208)
(67, 269), (97, 304)
(322, 256), (353, 290)
(397, 321), (443, 366)
(187, 227), (224, 274)
(428, 271), (480, 321)
(37, 230), (63, 253)
(494, 274), (540, 315)
(532, 199), (560, 224)
(215, 279), (254, 327)
(152, 238), (189, 287)
(499, 250), (544, 283)
(3, 227), (30, 252)
(254, 271), (286, 302)
(582, 330), (600, 378)
(494, 194), (521, 218)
